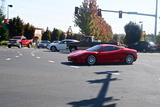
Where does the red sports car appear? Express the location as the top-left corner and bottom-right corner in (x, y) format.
(68, 44), (137, 65)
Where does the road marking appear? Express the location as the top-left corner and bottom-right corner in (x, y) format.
(112, 73), (120, 75)
(48, 60), (55, 63)
(15, 56), (19, 58)
(19, 54), (23, 56)
(6, 58), (11, 61)
(70, 66), (80, 69)
(31, 54), (35, 56)
(36, 57), (40, 59)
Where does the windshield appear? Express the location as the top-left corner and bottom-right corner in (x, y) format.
(86, 45), (102, 52)
(12, 37), (21, 39)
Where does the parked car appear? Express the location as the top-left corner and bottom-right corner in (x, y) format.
(67, 36), (117, 52)
(47, 39), (79, 52)
(128, 41), (157, 52)
(8, 36), (32, 48)
(37, 40), (50, 48)
(68, 44), (137, 65)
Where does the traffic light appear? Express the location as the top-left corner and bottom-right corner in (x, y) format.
(75, 7), (79, 15)
(119, 11), (122, 18)
(98, 9), (102, 17)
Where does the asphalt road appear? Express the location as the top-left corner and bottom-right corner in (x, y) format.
(0, 47), (160, 107)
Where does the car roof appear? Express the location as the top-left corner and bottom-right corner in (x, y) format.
(99, 44), (125, 49)
(62, 39), (79, 42)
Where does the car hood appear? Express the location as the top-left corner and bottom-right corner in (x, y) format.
(69, 50), (87, 56)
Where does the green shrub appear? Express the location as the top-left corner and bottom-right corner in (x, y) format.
(0, 41), (8, 46)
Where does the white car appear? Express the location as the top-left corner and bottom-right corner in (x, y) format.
(47, 39), (79, 52)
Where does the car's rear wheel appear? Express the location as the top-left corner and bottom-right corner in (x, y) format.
(125, 54), (134, 65)
(28, 43), (32, 48)
(51, 46), (57, 52)
(87, 55), (96, 65)
(69, 46), (77, 52)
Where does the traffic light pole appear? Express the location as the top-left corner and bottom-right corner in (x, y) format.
(75, 0), (158, 37)
(101, 9), (155, 17)
(101, 7), (158, 37)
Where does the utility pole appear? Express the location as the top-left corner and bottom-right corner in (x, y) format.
(154, 0), (158, 38)
(7, 5), (13, 20)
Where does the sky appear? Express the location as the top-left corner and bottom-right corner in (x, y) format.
(4, 0), (160, 34)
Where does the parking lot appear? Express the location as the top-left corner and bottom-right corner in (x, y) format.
(0, 48), (160, 107)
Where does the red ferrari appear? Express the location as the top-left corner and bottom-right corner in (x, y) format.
(68, 44), (137, 65)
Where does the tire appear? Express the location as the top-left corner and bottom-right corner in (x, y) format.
(28, 43), (32, 48)
(87, 55), (96, 65)
(8, 45), (11, 48)
(142, 48), (147, 53)
(125, 54), (134, 65)
(69, 46), (77, 52)
(51, 46), (57, 52)
(18, 43), (22, 48)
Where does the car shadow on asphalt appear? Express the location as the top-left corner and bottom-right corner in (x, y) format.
(61, 61), (130, 67)
(68, 71), (121, 107)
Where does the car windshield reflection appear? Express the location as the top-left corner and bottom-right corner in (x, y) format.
(86, 45), (102, 52)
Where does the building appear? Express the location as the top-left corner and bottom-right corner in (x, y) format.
(34, 28), (43, 43)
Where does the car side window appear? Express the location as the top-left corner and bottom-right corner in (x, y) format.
(22, 37), (26, 40)
(103, 46), (120, 52)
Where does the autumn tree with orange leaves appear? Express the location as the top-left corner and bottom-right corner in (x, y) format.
(74, 0), (113, 42)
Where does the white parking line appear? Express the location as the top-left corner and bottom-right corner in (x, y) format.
(19, 54), (23, 56)
(36, 57), (40, 59)
(6, 58), (11, 61)
(48, 60), (55, 63)
(31, 54), (35, 56)
(69, 66), (80, 69)
(112, 73), (120, 75)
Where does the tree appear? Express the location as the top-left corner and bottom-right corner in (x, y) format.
(42, 27), (51, 41)
(8, 16), (24, 38)
(124, 21), (141, 45)
(51, 28), (64, 41)
(24, 23), (35, 39)
(74, 0), (112, 42)
(0, 12), (9, 41)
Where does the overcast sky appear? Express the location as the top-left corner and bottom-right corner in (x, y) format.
(5, 0), (160, 34)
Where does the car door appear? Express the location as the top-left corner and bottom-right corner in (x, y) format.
(98, 46), (122, 63)
(56, 41), (67, 50)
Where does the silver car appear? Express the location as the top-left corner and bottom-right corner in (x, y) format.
(47, 39), (79, 52)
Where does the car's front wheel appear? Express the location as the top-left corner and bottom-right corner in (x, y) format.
(18, 43), (22, 48)
(8, 45), (11, 48)
(87, 55), (96, 65)
(51, 46), (57, 52)
(125, 54), (134, 65)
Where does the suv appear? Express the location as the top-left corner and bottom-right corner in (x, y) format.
(128, 41), (157, 52)
(8, 36), (33, 48)
(47, 39), (79, 52)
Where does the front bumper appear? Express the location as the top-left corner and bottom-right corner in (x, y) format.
(68, 56), (86, 64)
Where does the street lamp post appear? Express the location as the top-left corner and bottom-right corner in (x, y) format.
(154, 0), (158, 38)
(139, 21), (143, 32)
(7, 4), (13, 20)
